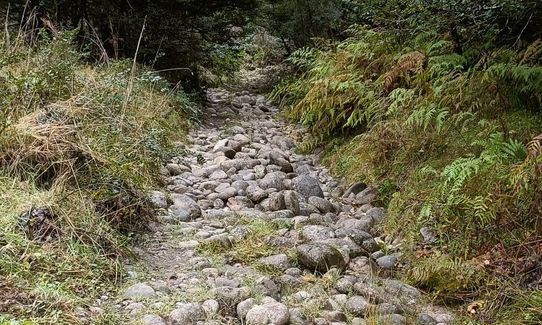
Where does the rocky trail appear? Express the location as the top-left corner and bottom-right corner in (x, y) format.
(104, 88), (454, 325)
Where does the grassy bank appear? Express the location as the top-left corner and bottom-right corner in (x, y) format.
(0, 30), (197, 324)
(272, 26), (542, 323)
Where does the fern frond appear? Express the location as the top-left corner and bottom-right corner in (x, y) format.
(520, 38), (542, 65)
(486, 63), (542, 94)
(427, 40), (455, 56)
(383, 51), (426, 93)
(427, 54), (467, 78)
(527, 133), (542, 159)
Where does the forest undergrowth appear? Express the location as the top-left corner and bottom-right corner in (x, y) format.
(271, 25), (542, 324)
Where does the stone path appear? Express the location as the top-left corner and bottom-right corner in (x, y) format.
(106, 88), (454, 325)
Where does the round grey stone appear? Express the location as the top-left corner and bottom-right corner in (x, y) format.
(245, 301), (290, 325)
(296, 243), (346, 273)
(169, 303), (205, 324)
(293, 175), (324, 199)
(376, 255), (397, 269)
(123, 283), (156, 299)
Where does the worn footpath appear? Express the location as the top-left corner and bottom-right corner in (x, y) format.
(105, 88), (454, 325)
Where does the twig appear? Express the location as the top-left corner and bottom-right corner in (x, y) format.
(513, 13), (533, 48)
(18, 0), (31, 40)
(150, 67), (193, 74)
(4, 3), (10, 50)
(122, 15), (147, 120)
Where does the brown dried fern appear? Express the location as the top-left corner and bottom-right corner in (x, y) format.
(527, 133), (542, 159)
(383, 51), (426, 93)
(520, 38), (542, 65)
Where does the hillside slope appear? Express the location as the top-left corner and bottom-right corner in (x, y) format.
(271, 26), (542, 323)
(0, 31), (197, 324)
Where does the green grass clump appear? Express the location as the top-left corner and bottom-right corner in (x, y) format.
(272, 25), (542, 323)
(198, 218), (297, 274)
(0, 28), (197, 324)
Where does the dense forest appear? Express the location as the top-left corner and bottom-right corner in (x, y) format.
(1, 0), (542, 324)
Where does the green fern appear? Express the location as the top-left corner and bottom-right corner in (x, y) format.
(486, 63), (542, 95)
(386, 88), (416, 117)
(404, 104), (449, 133)
(427, 54), (468, 77)
(408, 254), (482, 294)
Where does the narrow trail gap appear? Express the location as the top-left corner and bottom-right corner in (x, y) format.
(108, 85), (453, 325)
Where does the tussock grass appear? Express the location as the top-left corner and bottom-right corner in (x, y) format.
(0, 26), (197, 323)
(198, 218), (297, 274)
